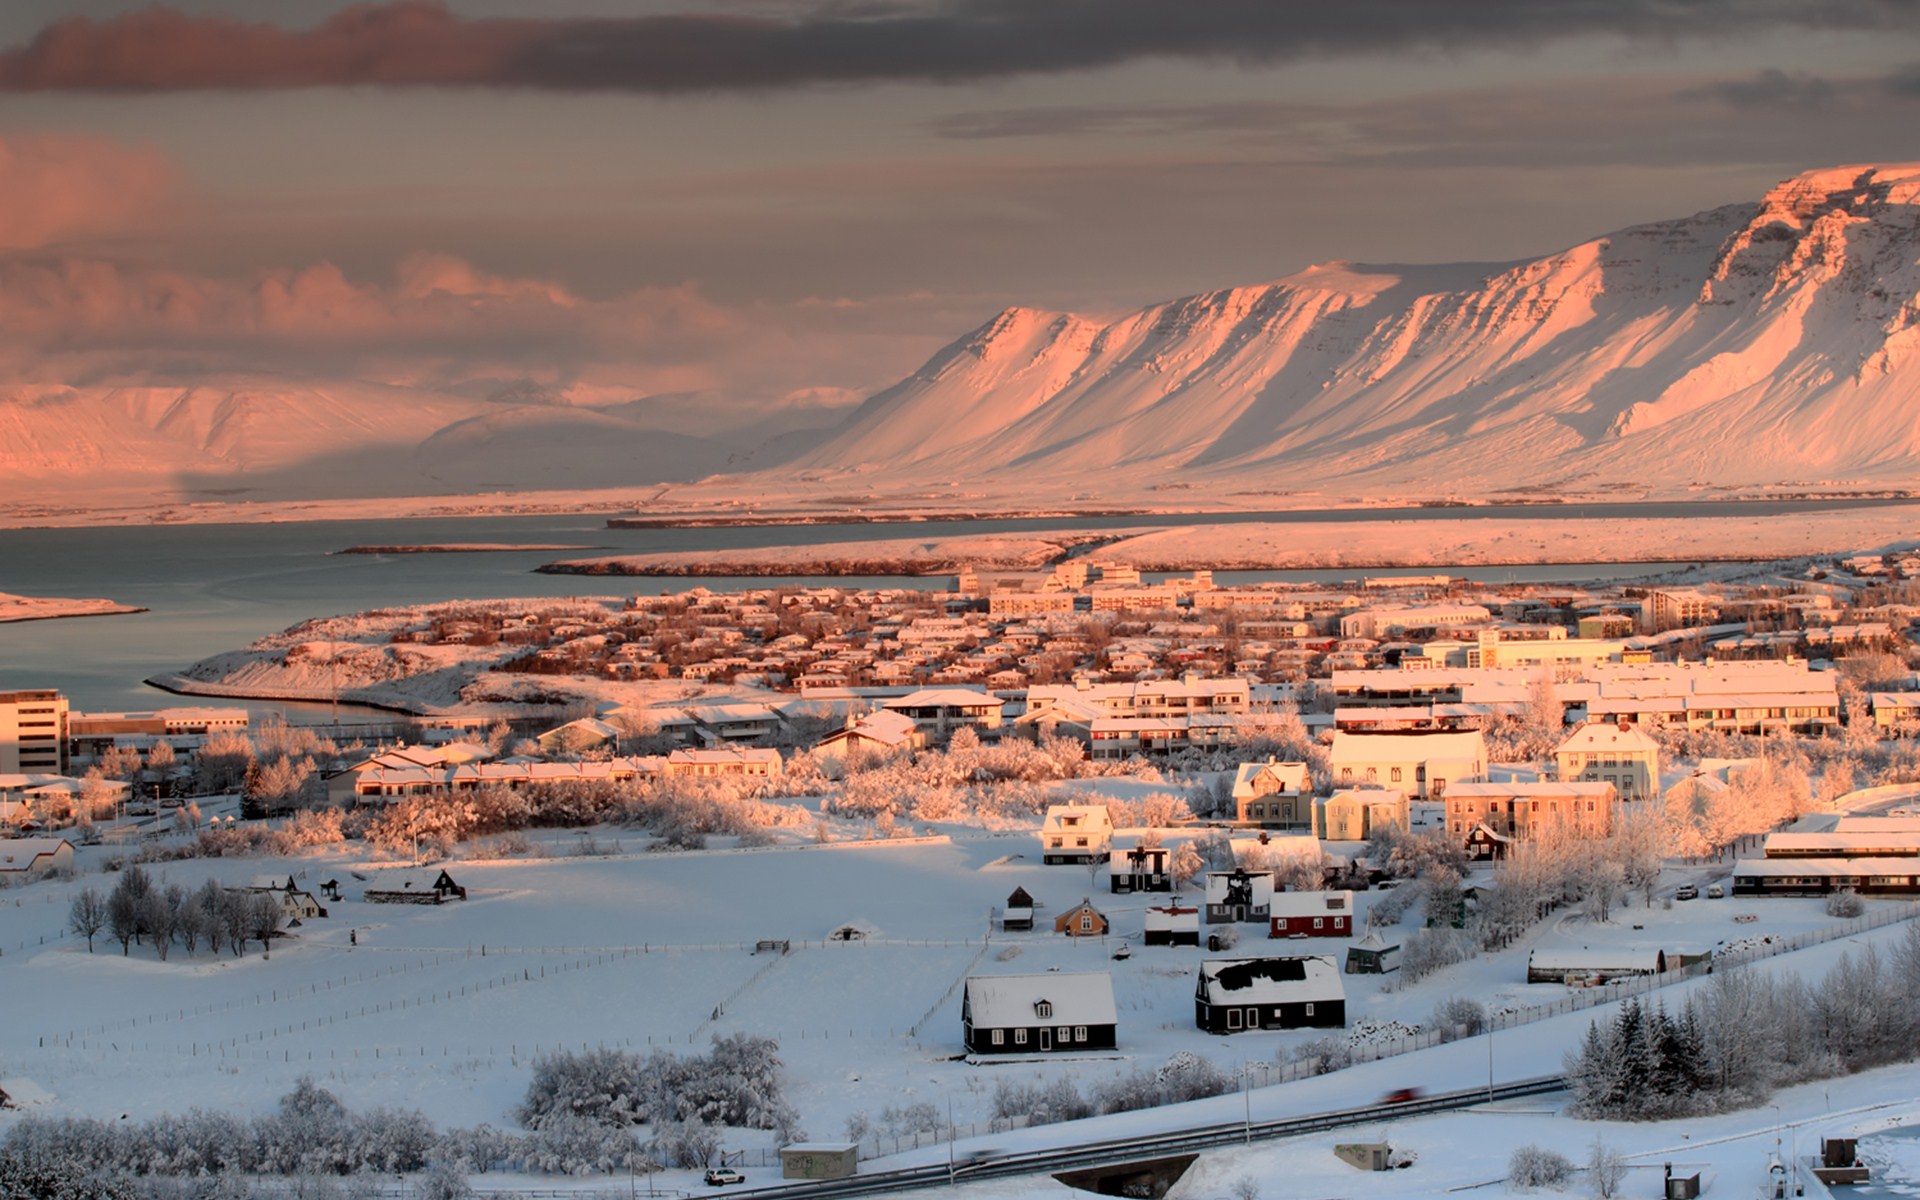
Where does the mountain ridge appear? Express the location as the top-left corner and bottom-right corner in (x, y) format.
(787, 163), (1920, 499)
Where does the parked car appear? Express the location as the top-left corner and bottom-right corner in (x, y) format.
(1706, 884), (1725, 899)
(1674, 884), (1699, 901)
(705, 1167), (745, 1187)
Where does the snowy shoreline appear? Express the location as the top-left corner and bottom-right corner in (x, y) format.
(0, 592), (145, 623)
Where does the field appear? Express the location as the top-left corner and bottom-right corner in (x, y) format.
(4, 804), (1917, 1196)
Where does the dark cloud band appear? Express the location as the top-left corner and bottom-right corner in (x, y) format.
(0, 0), (1913, 92)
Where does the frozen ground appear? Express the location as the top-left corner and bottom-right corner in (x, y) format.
(1, 805), (1913, 1194)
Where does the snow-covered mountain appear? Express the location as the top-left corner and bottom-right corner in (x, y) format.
(794, 164), (1920, 498)
(0, 376), (826, 509)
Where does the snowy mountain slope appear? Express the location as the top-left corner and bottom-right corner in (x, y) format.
(795, 164), (1920, 496)
(0, 376), (801, 504)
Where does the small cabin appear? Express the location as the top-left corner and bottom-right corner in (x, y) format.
(1204, 867), (1273, 924)
(1054, 897), (1108, 938)
(1344, 929), (1401, 974)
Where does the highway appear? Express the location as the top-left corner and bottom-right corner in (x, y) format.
(721, 1075), (1569, 1199)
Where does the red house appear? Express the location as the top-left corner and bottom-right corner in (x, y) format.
(1268, 890), (1354, 939)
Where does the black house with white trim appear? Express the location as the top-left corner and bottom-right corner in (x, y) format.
(1194, 956), (1345, 1033)
(962, 972), (1117, 1054)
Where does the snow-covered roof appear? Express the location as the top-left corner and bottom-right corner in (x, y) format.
(1329, 729), (1486, 763)
(1555, 722), (1660, 754)
(883, 687), (1003, 710)
(1528, 948), (1664, 972)
(964, 972), (1117, 1027)
(1268, 890), (1353, 920)
(1196, 956), (1344, 1005)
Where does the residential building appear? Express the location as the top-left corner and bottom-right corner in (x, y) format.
(1268, 890), (1354, 939)
(1328, 729), (1487, 799)
(1444, 780), (1620, 847)
(1194, 956), (1345, 1033)
(1232, 759), (1313, 829)
(1315, 788), (1409, 842)
(962, 972), (1117, 1054)
(1041, 804), (1113, 864)
(1203, 867), (1274, 924)
(1108, 844), (1172, 893)
(1555, 722), (1660, 801)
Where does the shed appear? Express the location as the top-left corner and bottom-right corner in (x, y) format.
(1344, 929), (1401, 974)
(1002, 886), (1035, 931)
(0, 837), (73, 878)
(1526, 947), (1666, 984)
(780, 1142), (859, 1181)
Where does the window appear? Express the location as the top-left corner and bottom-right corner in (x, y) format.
(1390, 767), (1402, 782)
(1015, 1029), (1027, 1044)
(991, 1029), (1003, 1045)
(1059, 1026), (1072, 1042)
(1075, 1026), (1087, 1041)
(1305, 1003), (1315, 1016)
(1313, 917), (1323, 928)
(1081, 915), (1094, 931)
(1035, 1000), (1052, 1019)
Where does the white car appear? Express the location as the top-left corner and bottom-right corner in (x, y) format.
(705, 1167), (745, 1186)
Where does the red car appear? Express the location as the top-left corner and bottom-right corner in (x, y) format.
(1380, 1087), (1424, 1105)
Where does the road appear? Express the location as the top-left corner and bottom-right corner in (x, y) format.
(717, 1075), (1568, 1199)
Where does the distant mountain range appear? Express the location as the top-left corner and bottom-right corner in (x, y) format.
(788, 163), (1920, 501)
(8, 163), (1920, 520)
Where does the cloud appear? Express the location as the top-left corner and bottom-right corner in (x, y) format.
(0, 134), (171, 248)
(0, 0), (1911, 92)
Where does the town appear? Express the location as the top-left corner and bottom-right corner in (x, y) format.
(3, 551), (1920, 1194)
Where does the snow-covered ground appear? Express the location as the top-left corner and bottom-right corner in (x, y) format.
(2, 805), (1913, 1195)
(539, 508), (1920, 575)
(0, 590), (144, 623)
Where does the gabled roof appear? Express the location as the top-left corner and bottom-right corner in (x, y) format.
(1555, 722), (1660, 754)
(964, 972), (1117, 1026)
(1268, 890), (1352, 919)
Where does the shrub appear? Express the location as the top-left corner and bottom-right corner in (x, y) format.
(1510, 1145), (1573, 1189)
(1825, 889), (1865, 918)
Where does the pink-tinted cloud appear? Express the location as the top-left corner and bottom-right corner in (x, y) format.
(0, 134), (171, 249)
(0, 1), (1908, 93)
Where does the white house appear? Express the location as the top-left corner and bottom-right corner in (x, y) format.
(1328, 729), (1487, 799)
(1041, 804), (1113, 864)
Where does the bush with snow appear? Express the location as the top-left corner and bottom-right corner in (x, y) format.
(1509, 1145), (1573, 1189)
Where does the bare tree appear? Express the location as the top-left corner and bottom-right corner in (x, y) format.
(68, 886), (107, 952)
(247, 891), (286, 958)
(1588, 1138), (1626, 1199)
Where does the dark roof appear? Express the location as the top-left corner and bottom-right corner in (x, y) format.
(1213, 958), (1307, 991)
(1007, 886), (1034, 907)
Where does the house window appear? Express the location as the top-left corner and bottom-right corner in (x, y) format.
(1035, 1000), (1053, 1019)
(1059, 1026), (1072, 1042)
(1305, 1003), (1315, 1016)
(1015, 1029), (1027, 1044)
(1391, 767), (1402, 782)
(1081, 915), (1094, 931)
(991, 1029), (1003, 1046)
(1075, 1026), (1088, 1041)
(1313, 917), (1323, 928)
(1076, 837), (1088, 847)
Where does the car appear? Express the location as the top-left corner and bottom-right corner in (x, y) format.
(1706, 884), (1725, 899)
(1380, 1087), (1425, 1105)
(705, 1167), (745, 1187)
(1674, 884), (1699, 901)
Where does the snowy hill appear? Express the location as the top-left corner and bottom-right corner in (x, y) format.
(795, 163), (1920, 498)
(0, 376), (807, 508)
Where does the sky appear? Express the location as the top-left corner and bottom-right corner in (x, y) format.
(1, 0), (1919, 427)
